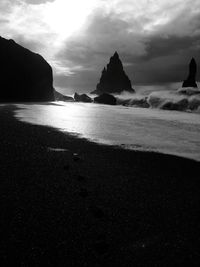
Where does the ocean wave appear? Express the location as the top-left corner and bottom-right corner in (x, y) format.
(115, 87), (200, 113)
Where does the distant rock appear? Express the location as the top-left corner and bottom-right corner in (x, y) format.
(54, 90), (74, 101)
(117, 96), (149, 108)
(74, 93), (92, 103)
(188, 94), (200, 110)
(0, 36), (54, 102)
(129, 97), (149, 108)
(147, 90), (200, 112)
(161, 98), (189, 111)
(94, 93), (117, 105)
(147, 91), (189, 111)
(177, 87), (200, 96)
(91, 52), (135, 95)
(182, 58), (198, 88)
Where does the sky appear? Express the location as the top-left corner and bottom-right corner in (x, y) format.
(0, 0), (200, 94)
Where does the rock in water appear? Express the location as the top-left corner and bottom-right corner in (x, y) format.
(94, 93), (117, 105)
(182, 58), (198, 88)
(54, 90), (74, 101)
(74, 92), (92, 103)
(91, 52), (135, 94)
(0, 36), (54, 102)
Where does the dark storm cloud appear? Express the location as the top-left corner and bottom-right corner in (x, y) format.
(54, 4), (200, 93)
(0, 0), (199, 93)
(58, 10), (147, 62)
(143, 35), (200, 61)
(54, 10), (147, 91)
(134, 32), (200, 84)
(111, 40), (200, 86)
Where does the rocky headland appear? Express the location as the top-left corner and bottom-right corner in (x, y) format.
(0, 36), (54, 102)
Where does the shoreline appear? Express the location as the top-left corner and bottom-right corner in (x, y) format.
(14, 101), (200, 162)
(0, 104), (200, 266)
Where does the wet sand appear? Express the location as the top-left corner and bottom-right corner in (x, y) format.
(0, 104), (200, 266)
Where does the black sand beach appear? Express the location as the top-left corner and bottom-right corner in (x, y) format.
(0, 104), (200, 266)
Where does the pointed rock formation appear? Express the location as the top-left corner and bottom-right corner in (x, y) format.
(182, 58), (198, 88)
(91, 52), (135, 95)
(0, 36), (54, 102)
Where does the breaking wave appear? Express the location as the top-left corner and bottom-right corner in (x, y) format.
(115, 87), (200, 113)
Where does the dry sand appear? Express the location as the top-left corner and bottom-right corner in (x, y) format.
(0, 104), (200, 266)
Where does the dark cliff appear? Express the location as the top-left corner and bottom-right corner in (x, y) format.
(0, 36), (54, 102)
(91, 52), (135, 95)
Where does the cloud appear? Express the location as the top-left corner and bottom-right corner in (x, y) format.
(57, 11), (147, 67)
(0, 0), (199, 93)
(54, 0), (200, 92)
(21, 0), (55, 4)
(0, 0), (59, 58)
(143, 35), (200, 60)
(11, 34), (46, 52)
(0, 18), (9, 24)
(54, 9), (149, 90)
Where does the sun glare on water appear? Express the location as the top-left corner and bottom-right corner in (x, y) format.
(44, 0), (100, 39)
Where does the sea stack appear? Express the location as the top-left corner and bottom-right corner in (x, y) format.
(91, 52), (135, 95)
(0, 36), (55, 102)
(182, 58), (198, 88)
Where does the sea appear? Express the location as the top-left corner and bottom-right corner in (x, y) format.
(14, 102), (200, 161)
